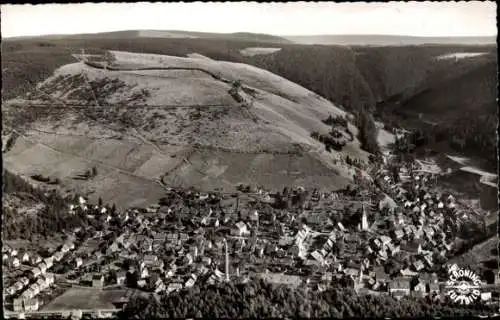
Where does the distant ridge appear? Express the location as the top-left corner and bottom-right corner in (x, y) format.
(284, 34), (497, 46)
(6, 30), (292, 44)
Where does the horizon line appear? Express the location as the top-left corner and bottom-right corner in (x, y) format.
(3, 29), (497, 39)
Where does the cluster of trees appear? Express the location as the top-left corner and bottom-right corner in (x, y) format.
(392, 115), (497, 171)
(73, 167), (98, 180)
(442, 113), (497, 169)
(273, 187), (308, 210)
(30, 174), (60, 185)
(236, 183), (252, 193)
(310, 131), (346, 152)
(2, 169), (88, 240)
(228, 80), (243, 102)
(322, 114), (349, 128)
(119, 280), (495, 319)
(3, 131), (18, 153)
(352, 107), (381, 155)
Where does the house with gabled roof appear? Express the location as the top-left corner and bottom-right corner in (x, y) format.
(167, 282), (183, 294)
(185, 277), (196, 288)
(116, 271), (127, 285)
(36, 278), (47, 291)
(43, 273), (55, 287)
(13, 298), (24, 312)
(20, 277), (30, 287)
(389, 278), (411, 299)
(53, 251), (64, 262)
(21, 252), (30, 263)
(140, 267), (149, 279)
(31, 267), (42, 278)
(393, 229), (404, 240)
(380, 236), (392, 247)
(73, 257), (83, 268)
(231, 221), (250, 237)
(6, 286), (16, 296)
(22, 288), (35, 300)
(12, 257), (20, 268)
(92, 274), (104, 288)
(412, 260), (425, 272)
(14, 281), (24, 292)
(38, 262), (48, 274)
(30, 283), (40, 296)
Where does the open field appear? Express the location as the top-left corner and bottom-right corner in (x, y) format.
(436, 52), (488, 60)
(41, 287), (133, 311)
(162, 148), (352, 193)
(239, 47), (282, 57)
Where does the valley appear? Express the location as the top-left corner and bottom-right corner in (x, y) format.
(1, 6), (497, 317)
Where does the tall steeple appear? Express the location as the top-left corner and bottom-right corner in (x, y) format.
(359, 264), (364, 284)
(361, 203), (368, 231)
(224, 238), (230, 282)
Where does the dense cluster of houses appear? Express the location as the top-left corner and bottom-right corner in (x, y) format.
(3, 144), (497, 314)
(3, 239), (74, 312)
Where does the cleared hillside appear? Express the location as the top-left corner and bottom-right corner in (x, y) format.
(3, 51), (368, 208)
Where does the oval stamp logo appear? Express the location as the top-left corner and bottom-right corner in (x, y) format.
(445, 264), (482, 305)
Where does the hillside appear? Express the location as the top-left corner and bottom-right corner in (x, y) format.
(285, 34), (496, 46)
(3, 50), (369, 208)
(3, 36), (494, 110)
(376, 53), (497, 168)
(396, 59), (497, 118)
(2, 169), (88, 241)
(2, 35), (496, 170)
(352, 45), (496, 103)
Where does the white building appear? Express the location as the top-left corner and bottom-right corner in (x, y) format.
(231, 222), (250, 237)
(12, 258), (20, 268)
(22, 253), (30, 263)
(74, 257), (83, 268)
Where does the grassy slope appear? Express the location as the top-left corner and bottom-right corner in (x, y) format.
(3, 51), (365, 207)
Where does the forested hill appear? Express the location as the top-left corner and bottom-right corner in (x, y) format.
(375, 52), (497, 169)
(119, 280), (496, 319)
(2, 170), (88, 240)
(396, 58), (497, 117)
(246, 45), (375, 110)
(5, 30), (292, 44)
(285, 34), (496, 46)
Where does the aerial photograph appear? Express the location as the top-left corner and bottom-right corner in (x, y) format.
(1, 2), (498, 319)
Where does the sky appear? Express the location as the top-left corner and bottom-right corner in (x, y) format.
(1, 2), (497, 38)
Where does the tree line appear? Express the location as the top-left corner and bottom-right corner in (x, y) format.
(118, 280), (495, 319)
